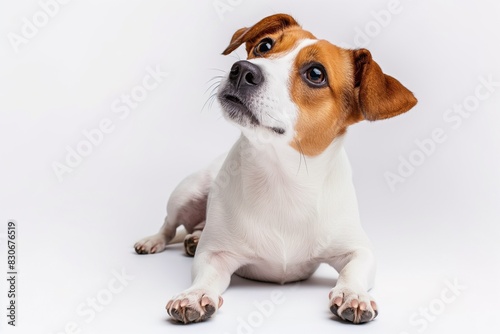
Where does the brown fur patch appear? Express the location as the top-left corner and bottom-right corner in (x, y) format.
(222, 14), (301, 55)
(289, 43), (417, 156)
(221, 14), (417, 157)
(245, 27), (315, 60)
(221, 13), (315, 60)
(351, 49), (418, 121)
(289, 41), (354, 156)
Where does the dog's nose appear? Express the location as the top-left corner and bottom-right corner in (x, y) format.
(229, 60), (263, 89)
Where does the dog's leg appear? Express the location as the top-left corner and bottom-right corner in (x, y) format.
(134, 155), (225, 255)
(327, 248), (378, 324)
(133, 175), (208, 255)
(134, 194), (207, 255)
(134, 189), (206, 255)
(134, 215), (180, 254)
(166, 251), (241, 323)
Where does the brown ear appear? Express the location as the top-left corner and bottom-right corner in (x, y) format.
(222, 14), (299, 55)
(353, 49), (417, 121)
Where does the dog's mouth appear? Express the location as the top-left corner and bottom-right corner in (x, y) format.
(222, 94), (260, 125)
(221, 94), (285, 135)
(224, 94), (244, 105)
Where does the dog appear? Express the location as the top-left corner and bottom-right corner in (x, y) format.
(134, 13), (417, 324)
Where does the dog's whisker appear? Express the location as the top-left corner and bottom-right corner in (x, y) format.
(294, 138), (309, 176)
(208, 85), (220, 99)
(208, 93), (219, 111)
(208, 87), (219, 110)
(203, 83), (220, 103)
(206, 88), (221, 113)
(201, 98), (211, 113)
(265, 112), (286, 127)
(205, 76), (224, 85)
(201, 93), (219, 113)
(294, 138), (302, 174)
(208, 68), (227, 73)
(228, 52), (241, 61)
(256, 110), (263, 124)
(204, 81), (221, 95)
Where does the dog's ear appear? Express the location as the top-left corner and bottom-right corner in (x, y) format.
(222, 14), (299, 55)
(352, 48), (417, 121)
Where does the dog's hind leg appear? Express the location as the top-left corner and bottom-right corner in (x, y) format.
(134, 176), (209, 255)
(134, 155), (225, 255)
(134, 215), (180, 254)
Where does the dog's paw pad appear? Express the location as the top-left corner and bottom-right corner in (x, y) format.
(329, 289), (378, 324)
(342, 307), (356, 322)
(184, 307), (201, 322)
(330, 304), (339, 316)
(360, 309), (375, 323)
(166, 291), (221, 324)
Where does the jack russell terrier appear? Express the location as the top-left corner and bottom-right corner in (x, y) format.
(134, 13), (417, 325)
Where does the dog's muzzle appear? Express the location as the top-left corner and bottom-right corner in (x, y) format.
(218, 61), (285, 135)
(219, 60), (263, 126)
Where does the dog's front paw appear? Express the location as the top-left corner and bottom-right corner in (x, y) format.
(166, 290), (223, 324)
(134, 234), (167, 254)
(329, 287), (378, 324)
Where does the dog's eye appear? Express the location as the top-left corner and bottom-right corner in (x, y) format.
(303, 64), (328, 87)
(307, 67), (324, 83)
(254, 38), (274, 56)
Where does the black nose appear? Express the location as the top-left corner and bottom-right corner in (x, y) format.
(229, 60), (263, 89)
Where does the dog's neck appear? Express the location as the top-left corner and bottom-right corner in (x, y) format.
(237, 131), (348, 187)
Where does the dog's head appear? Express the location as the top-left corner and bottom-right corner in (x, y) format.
(217, 14), (417, 156)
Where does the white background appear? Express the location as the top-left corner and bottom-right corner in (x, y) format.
(1, 0), (499, 333)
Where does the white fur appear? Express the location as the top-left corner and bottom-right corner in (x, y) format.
(220, 39), (318, 145)
(136, 38), (378, 324)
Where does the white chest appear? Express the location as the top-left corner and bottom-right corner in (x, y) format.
(204, 136), (361, 282)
